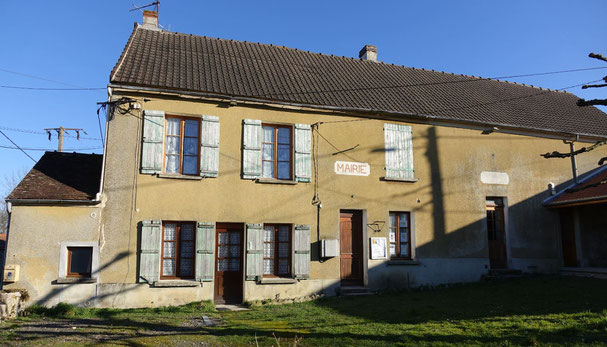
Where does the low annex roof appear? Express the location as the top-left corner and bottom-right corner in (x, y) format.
(545, 167), (607, 208)
(7, 152), (103, 202)
(110, 24), (607, 139)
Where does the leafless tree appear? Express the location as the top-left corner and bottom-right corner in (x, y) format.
(0, 170), (27, 233)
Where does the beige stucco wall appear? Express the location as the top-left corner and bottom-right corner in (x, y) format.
(4, 205), (102, 306)
(8, 90), (607, 307)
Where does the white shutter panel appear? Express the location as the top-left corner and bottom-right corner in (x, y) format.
(384, 123), (414, 180)
(140, 220), (161, 283)
(245, 223), (263, 280)
(200, 115), (220, 177)
(242, 119), (262, 179)
(294, 124), (312, 182)
(195, 222), (215, 282)
(293, 224), (311, 279)
(141, 110), (165, 174)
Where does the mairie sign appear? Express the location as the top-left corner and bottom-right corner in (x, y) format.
(334, 161), (370, 176)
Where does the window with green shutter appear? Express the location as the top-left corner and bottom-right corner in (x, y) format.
(384, 123), (415, 181)
(141, 111), (165, 174)
(293, 225), (311, 279)
(139, 220), (161, 283)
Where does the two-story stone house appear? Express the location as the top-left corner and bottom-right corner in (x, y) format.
(5, 11), (607, 308)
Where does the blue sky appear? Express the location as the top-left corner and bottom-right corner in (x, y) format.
(1, 0), (607, 182)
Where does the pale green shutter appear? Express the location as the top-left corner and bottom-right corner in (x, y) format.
(294, 124), (311, 182)
(293, 224), (311, 279)
(141, 110), (165, 174)
(245, 223), (263, 280)
(195, 222), (215, 282)
(140, 220), (161, 283)
(200, 115), (220, 177)
(242, 119), (262, 179)
(384, 123), (414, 180)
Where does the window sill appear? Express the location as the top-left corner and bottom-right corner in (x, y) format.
(256, 178), (297, 185)
(153, 280), (201, 287)
(387, 259), (420, 266)
(380, 177), (419, 183)
(56, 277), (97, 284)
(157, 174), (203, 180)
(257, 277), (298, 285)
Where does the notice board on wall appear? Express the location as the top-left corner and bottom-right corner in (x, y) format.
(370, 237), (387, 259)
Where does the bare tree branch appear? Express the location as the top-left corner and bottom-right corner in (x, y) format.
(577, 98), (607, 107)
(582, 83), (607, 89)
(589, 53), (607, 63)
(541, 140), (607, 158)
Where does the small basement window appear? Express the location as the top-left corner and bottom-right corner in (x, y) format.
(67, 247), (93, 278)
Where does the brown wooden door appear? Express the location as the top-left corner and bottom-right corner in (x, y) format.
(486, 198), (507, 269)
(340, 210), (364, 286)
(214, 223), (244, 304)
(560, 209), (578, 267)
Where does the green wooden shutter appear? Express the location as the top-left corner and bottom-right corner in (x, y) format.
(242, 119), (262, 179)
(200, 115), (220, 177)
(195, 222), (215, 282)
(245, 223), (263, 280)
(140, 220), (161, 283)
(293, 224), (311, 279)
(141, 110), (165, 174)
(294, 124), (312, 182)
(384, 123), (414, 180)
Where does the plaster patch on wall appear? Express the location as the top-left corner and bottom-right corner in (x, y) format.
(480, 171), (509, 185)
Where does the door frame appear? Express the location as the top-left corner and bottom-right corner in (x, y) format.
(486, 197), (510, 269)
(214, 222), (245, 304)
(338, 209), (368, 287)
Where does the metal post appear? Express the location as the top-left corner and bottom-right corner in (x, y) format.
(569, 142), (578, 184)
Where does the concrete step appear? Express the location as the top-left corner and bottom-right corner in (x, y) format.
(488, 269), (522, 276)
(339, 286), (376, 296)
(561, 267), (607, 279)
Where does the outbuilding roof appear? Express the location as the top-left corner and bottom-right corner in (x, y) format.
(545, 167), (607, 208)
(7, 152), (103, 202)
(110, 24), (607, 139)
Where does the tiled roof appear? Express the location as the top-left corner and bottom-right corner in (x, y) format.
(7, 152), (103, 201)
(110, 24), (607, 138)
(546, 168), (607, 207)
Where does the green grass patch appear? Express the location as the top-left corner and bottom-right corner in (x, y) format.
(3, 276), (607, 346)
(25, 300), (215, 319)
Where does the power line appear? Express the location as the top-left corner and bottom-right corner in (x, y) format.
(0, 125), (101, 141)
(0, 85), (105, 91)
(257, 66), (607, 99)
(0, 68), (85, 88)
(0, 145), (103, 152)
(0, 130), (37, 163)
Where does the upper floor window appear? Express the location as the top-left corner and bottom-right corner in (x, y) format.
(384, 123), (415, 181)
(165, 116), (200, 175)
(389, 212), (411, 259)
(262, 124), (292, 180)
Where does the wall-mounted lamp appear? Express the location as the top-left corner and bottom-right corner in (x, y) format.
(481, 127), (499, 135)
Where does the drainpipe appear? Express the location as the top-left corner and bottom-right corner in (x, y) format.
(564, 140), (579, 184)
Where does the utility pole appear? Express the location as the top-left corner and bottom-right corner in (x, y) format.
(44, 127), (87, 152)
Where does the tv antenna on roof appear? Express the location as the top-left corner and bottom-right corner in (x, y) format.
(130, 1), (159, 13)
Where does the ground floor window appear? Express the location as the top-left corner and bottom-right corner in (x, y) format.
(161, 222), (196, 279)
(67, 247), (93, 278)
(263, 224), (291, 277)
(389, 212), (411, 259)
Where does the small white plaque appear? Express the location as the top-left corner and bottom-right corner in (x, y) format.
(370, 237), (387, 259)
(334, 161), (370, 176)
(480, 171), (509, 185)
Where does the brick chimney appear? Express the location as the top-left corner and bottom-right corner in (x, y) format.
(359, 45), (377, 62)
(142, 10), (159, 30)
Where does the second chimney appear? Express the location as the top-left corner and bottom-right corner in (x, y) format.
(359, 45), (377, 62)
(142, 10), (159, 30)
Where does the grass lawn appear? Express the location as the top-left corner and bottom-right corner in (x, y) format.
(1, 276), (607, 346)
